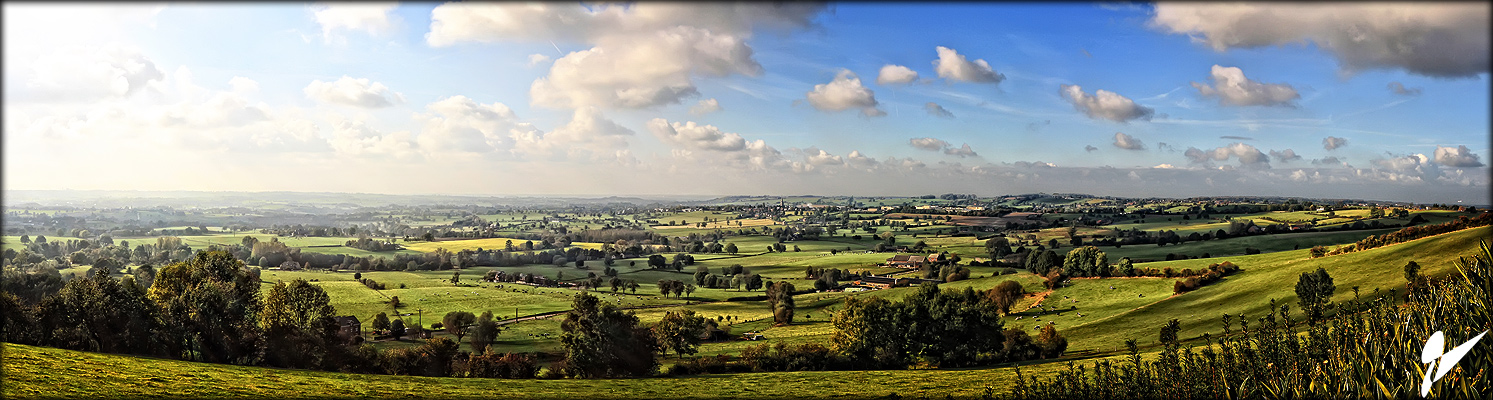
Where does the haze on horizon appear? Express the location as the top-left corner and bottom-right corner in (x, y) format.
(3, 2), (1489, 205)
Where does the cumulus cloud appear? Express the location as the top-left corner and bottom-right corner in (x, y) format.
(845, 150), (881, 170)
(925, 102), (955, 118)
(802, 147), (845, 167)
(805, 69), (885, 117)
(1372, 153), (1443, 182)
(527, 54), (552, 67)
(876, 64), (919, 85)
(1085, 145), (1099, 152)
(24, 45), (164, 102)
(304, 76), (405, 108)
(1150, 3), (1490, 78)
(1184, 142), (1271, 168)
(413, 95), (528, 153)
(1387, 81), (1423, 96)
(1112, 132), (1146, 150)
(1012, 161), (1056, 168)
(1060, 84), (1154, 122)
(1269, 148), (1302, 162)
(1323, 136), (1348, 150)
(330, 117), (418, 159)
(909, 137), (951, 151)
(1312, 156), (1344, 166)
(943, 143), (979, 158)
(1190, 65), (1300, 107)
(542, 106), (635, 149)
(426, 3), (826, 109)
(690, 98), (722, 115)
(933, 46), (1005, 83)
(156, 87), (271, 128)
(1434, 145), (1485, 167)
(647, 119), (748, 152)
(648, 119), (795, 171)
(312, 2), (399, 44)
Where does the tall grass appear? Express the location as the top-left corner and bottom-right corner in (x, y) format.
(1009, 240), (1491, 399)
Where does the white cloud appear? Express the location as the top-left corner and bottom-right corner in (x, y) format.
(228, 77), (259, 94)
(933, 46), (1004, 83)
(413, 95), (524, 154)
(1112, 132), (1146, 150)
(909, 137), (951, 151)
(803, 147), (845, 167)
(845, 150), (881, 171)
(330, 117), (419, 159)
(304, 76), (405, 108)
(1060, 84), (1154, 122)
(1434, 145), (1485, 167)
(690, 98), (722, 115)
(1190, 65), (1300, 107)
(1371, 153), (1442, 182)
(805, 69), (885, 117)
(312, 2), (399, 44)
(530, 26), (757, 109)
(1323, 136), (1348, 150)
(944, 143), (979, 158)
(427, 3), (826, 110)
(925, 102), (955, 118)
(543, 106), (635, 148)
(1184, 142), (1271, 168)
(876, 64), (919, 85)
(527, 54), (552, 67)
(1151, 3), (1490, 77)
(648, 119), (748, 152)
(1387, 81), (1422, 96)
(1269, 149), (1302, 162)
(24, 45), (164, 102)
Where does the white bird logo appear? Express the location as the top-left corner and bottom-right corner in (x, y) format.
(1420, 330), (1488, 397)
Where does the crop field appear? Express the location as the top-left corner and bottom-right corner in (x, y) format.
(652, 218), (779, 230)
(403, 237), (606, 252)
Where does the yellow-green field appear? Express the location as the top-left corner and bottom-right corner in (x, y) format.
(1, 342), (1099, 399)
(403, 238), (606, 252)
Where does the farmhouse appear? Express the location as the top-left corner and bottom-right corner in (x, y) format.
(886, 254), (925, 268)
(335, 316), (361, 339)
(855, 275), (902, 289)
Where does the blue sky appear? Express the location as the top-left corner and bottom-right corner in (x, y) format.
(3, 2), (1488, 204)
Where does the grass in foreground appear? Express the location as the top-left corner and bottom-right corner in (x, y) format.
(3, 342), (1086, 399)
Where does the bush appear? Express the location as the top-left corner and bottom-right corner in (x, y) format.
(463, 351), (539, 378)
(663, 354), (748, 375)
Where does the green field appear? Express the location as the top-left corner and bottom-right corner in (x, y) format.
(1062, 225), (1492, 352)
(403, 237), (605, 252)
(1, 342), (1104, 399)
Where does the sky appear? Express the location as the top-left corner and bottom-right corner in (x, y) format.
(3, 2), (1489, 204)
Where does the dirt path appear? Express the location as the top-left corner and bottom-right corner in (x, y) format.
(1019, 290), (1053, 312)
